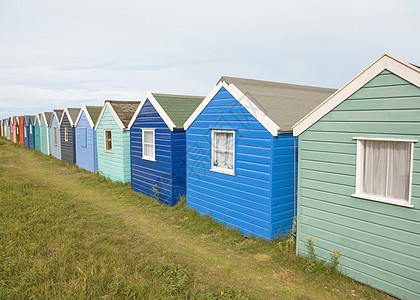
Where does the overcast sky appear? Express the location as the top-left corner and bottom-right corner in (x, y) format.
(0, 0), (419, 119)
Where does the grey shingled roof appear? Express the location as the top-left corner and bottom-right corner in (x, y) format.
(66, 108), (81, 125)
(43, 112), (53, 126)
(54, 109), (64, 121)
(152, 93), (204, 128)
(106, 100), (140, 129)
(218, 76), (337, 132)
(85, 106), (102, 125)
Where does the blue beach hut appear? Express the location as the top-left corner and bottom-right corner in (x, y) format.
(34, 114), (41, 151)
(74, 105), (102, 173)
(23, 115), (35, 149)
(184, 76), (336, 239)
(50, 110), (63, 160)
(128, 92), (204, 206)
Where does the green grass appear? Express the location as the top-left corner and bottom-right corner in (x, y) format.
(0, 138), (393, 299)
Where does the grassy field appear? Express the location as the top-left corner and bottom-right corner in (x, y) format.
(0, 138), (393, 299)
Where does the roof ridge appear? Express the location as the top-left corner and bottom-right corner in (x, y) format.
(152, 93), (204, 99)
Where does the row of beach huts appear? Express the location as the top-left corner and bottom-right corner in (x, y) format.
(1, 54), (419, 299)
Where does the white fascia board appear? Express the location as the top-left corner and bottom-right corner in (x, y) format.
(94, 103), (107, 130)
(36, 113), (41, 125)
(148, 92), (176, 130)
(183, 81), (281, 136)
(75, 106), (94, 128)
(106, 102), (125, 131)
(59, 108), (67, 126)
(293, 53), (420, 136)
(127, 93), (148, 130)
(42, 112), (48, 127)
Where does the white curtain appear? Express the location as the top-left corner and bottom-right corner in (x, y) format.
(361, 140), (411, 201)
(143, 131), (154, 158)
(214, 132), (233, 170)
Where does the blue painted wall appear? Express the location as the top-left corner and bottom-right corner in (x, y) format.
(96, 106), (131, 183)
(50, 113), (62, 160)
(75, 110), (98, 173)
(186, 87), (296, 240)
(130, 99), (186, 206)
(23, 117), (35, 149)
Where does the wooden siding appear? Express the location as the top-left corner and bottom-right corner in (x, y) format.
(60, 113), (75, 164)
(96, 107), (131, 183)
(271, 133), (297, 238)
(50, 114), (61, 160)
(296, 70), (420, 300)
(34, 120), (41, 151)
(75, 111), (98, 173)
(187, 87), (275, 239)
(130, 99), (186, 206)
(40, 117), (50, 155)
(19, 116), (24, 145)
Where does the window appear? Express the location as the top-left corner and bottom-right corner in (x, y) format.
(81, 128), (87, 148)
(24, 127), (27, 138)
(105, 130), (112, 152)
(29, 124), (32, 135)
(64, 127), (68, 141)
(354, 138), (416, 207)
(142, 129), (155, 161)
(211, 130), (235, 175)
(54, 127), (57, 145)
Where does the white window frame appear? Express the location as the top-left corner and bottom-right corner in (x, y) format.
(64, 127), (68, 142)
(104, 130), (113, 153)
(211, 130), (235, 176)
(24, 126), (27, 138)
(142, 129), (155, 161)
(29, 124), (32, 135)
(54, 127), (57, 145)
(352, 137), (416, 208)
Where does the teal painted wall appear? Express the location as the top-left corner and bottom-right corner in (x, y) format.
(34, 118), (41, 151)
(296, 70), (420, 300)
(96, 107), (131, 183)
(40, 116), (50, 155)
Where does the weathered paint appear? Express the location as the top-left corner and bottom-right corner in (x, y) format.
(60, 113), (76, 164)
(50, 113), (62, 160)
(96, 106), (131, 183)
(186, 87), (296, 239)
(34, 116), (41, 151)
(130, 99), (187, 206)
(75, 110), (98, 173)
(296, 70), (420, 300)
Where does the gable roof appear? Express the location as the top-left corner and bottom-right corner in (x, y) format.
(128, 92), (204, 130)
(184, 76), (336, 136)
(60, 108), (81, 127)
(293, 53), (420, 136)
(54, 109), (64, 121)
(96, 100), (140, 131)
(35, 113), (41, 125)
(42, 112), (53, 127)
(75, 105), (102, 128)
(30, 115), (35, 124)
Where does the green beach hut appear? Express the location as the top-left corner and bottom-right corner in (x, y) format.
(293, 53), (420, 300)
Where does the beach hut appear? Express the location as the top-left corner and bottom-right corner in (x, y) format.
(34, 114), (41, 151)
(49, 110), (63, 160)
(10, 116), (17, 143)
(40, 112), (52, 155)
(18, 116), (24, 145)
(128, 93), (204, 205)
(60, 108), (80, 164)
(6, 118), (11, 140)
(23, 115), (35, 148)
(184, 76), (335, 240)
(95, 100), (140, 183)
(15, 117), (20, 143)
(1, 119), (3, 137)
(74, 106), (102, 173)
(292, 54), (420, 300)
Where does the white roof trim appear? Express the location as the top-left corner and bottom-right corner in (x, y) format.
(41, 112), (49, 127)
(127, 92), (177, 130)
(183, 81), (281, 136)
(94, 102), (125, 131)
(60, 108), (76, 127)
(75, 105), (95, 128)
(293, 53), (420, 136)
(35, 113), (41, 125)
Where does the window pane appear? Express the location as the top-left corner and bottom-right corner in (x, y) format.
(144, 144), (153, 157)
(144, 131), (153, 143)
(360, 140), (411, 201)
(213, 131), (234, 170)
